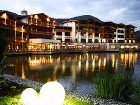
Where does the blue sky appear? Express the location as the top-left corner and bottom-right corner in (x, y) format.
(0, 0), (140, 30)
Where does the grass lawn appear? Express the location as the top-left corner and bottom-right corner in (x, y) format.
(0, 95), (94, 105)
(64, 97), (94, 105)
(0, 78), (94, 105)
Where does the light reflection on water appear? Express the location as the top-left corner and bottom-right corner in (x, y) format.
(4, 53), (140, 94)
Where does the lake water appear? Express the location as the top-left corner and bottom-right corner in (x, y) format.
(4, 53), (140, 94)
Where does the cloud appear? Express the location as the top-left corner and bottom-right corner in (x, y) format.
(103, 8), (127, 22)
(0, 0), (140, 30)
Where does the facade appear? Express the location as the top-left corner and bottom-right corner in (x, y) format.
(62, 20), (136, 44)
(0, 10), (56, 52)
(53, 25), (72, 43)
(0, 10), (138, 54)
(61, 19), (137, 51)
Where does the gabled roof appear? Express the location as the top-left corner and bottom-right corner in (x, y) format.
(0, 10), (21, 20)
(126, 24), (136, 28)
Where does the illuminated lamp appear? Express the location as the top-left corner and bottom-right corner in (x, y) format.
(34, 15), (38, 19)
(135, 46), (138, 49)
(126, 46), (129, 48)
(21, 88), (39, 105)
(1, 13), (7, 19)
(40, 81), (65, 105)
(121, 45), (124, 49)
(47, 17), (50, 22)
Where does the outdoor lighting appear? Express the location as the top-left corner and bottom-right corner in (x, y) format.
(1, 13), (7, 24)
(47, 17), (50, 22)
(34, 15), (38, 25)
(21, 82), (65, 105)
(34, 15), (38, 19)
(21, 88), (39, 105)
(40, 81), (65, 105)
(121, 45), (124, 49)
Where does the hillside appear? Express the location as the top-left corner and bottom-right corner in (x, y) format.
(55, 15), (102, 25)
(134, 30), (140, 42)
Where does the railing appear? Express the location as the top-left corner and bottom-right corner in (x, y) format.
(28, 30), (53, 36)
(28, 21), (54, 28)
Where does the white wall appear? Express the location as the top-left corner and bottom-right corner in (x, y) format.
(21, 17), (28, 24)
(63, 21), (76, 42)
(115, 28), (125, 43)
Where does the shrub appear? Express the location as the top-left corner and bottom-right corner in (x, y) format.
(94, 72), (136, 101)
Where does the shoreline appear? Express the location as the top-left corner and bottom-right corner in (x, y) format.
(0, 74), (132, 105)
(5, 50), (140, 56)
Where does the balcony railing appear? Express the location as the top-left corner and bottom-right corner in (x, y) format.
(28, 30), (54, 36)
(28, 21), (54, 28)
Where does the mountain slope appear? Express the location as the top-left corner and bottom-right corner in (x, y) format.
(55, 15), (102, 25)
(134, 30), (140, 42)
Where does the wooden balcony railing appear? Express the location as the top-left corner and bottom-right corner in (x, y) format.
(28, 30), (54, 36)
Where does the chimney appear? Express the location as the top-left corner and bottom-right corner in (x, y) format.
(21, 10), (28, 16)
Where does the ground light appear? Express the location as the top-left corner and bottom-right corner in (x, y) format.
(40, 81), (65, 105)
(21, 88), (39, 105)
(21, 81), (65, 105)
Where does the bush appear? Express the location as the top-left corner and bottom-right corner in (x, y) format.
(94, 72), (136, 101)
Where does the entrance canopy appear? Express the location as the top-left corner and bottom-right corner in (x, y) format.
(29, 39), (61, 44)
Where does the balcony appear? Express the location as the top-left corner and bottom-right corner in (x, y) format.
(28, 21), (54, 28)
(28, 30), (53, 36)
(0, 18), (15, 27)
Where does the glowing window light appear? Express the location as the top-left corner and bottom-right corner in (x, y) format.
(1, 13), (7, 24)
(135, 46), (138, 49)
(53, 20), (56, 23)
(34, 15), (38, 19)
(1, 13), (7, 19)
(21, 88), (39, 105)
(126, 46), (130, 48)
(47, 17), (50, 22)
(121, 45), (124, 49)
(40, 81), (65, 105)
(111, 45), (115, 49)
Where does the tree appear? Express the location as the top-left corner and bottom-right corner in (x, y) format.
(0, 29), (9, 75)
(0, 29), (8, 61)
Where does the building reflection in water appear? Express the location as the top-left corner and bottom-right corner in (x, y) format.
(4, 53), (139, 90)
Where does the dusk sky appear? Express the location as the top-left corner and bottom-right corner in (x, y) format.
(0, 0), (140, 30)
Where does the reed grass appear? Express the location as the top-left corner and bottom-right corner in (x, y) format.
(94, 72), (136, 101)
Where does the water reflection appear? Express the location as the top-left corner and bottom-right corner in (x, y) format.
(4, 53), (139, 94)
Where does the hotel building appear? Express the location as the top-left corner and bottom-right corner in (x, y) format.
(0, 10), (138, 54)
(0, 10), (57, 52)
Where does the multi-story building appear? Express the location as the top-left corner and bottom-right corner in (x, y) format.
(53, 25), (72, 43)
(0, 10), (56, 52)
(58, 16), (137, 51)
(61, 19), (136, 44)
(0, 10), (138, 53)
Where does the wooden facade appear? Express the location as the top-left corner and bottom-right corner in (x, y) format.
(0, 10), (55, 52)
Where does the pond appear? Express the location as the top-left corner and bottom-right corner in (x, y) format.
(4, 53), (140, 94)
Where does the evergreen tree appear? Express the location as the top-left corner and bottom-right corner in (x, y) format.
(0, 29), (8, 61)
